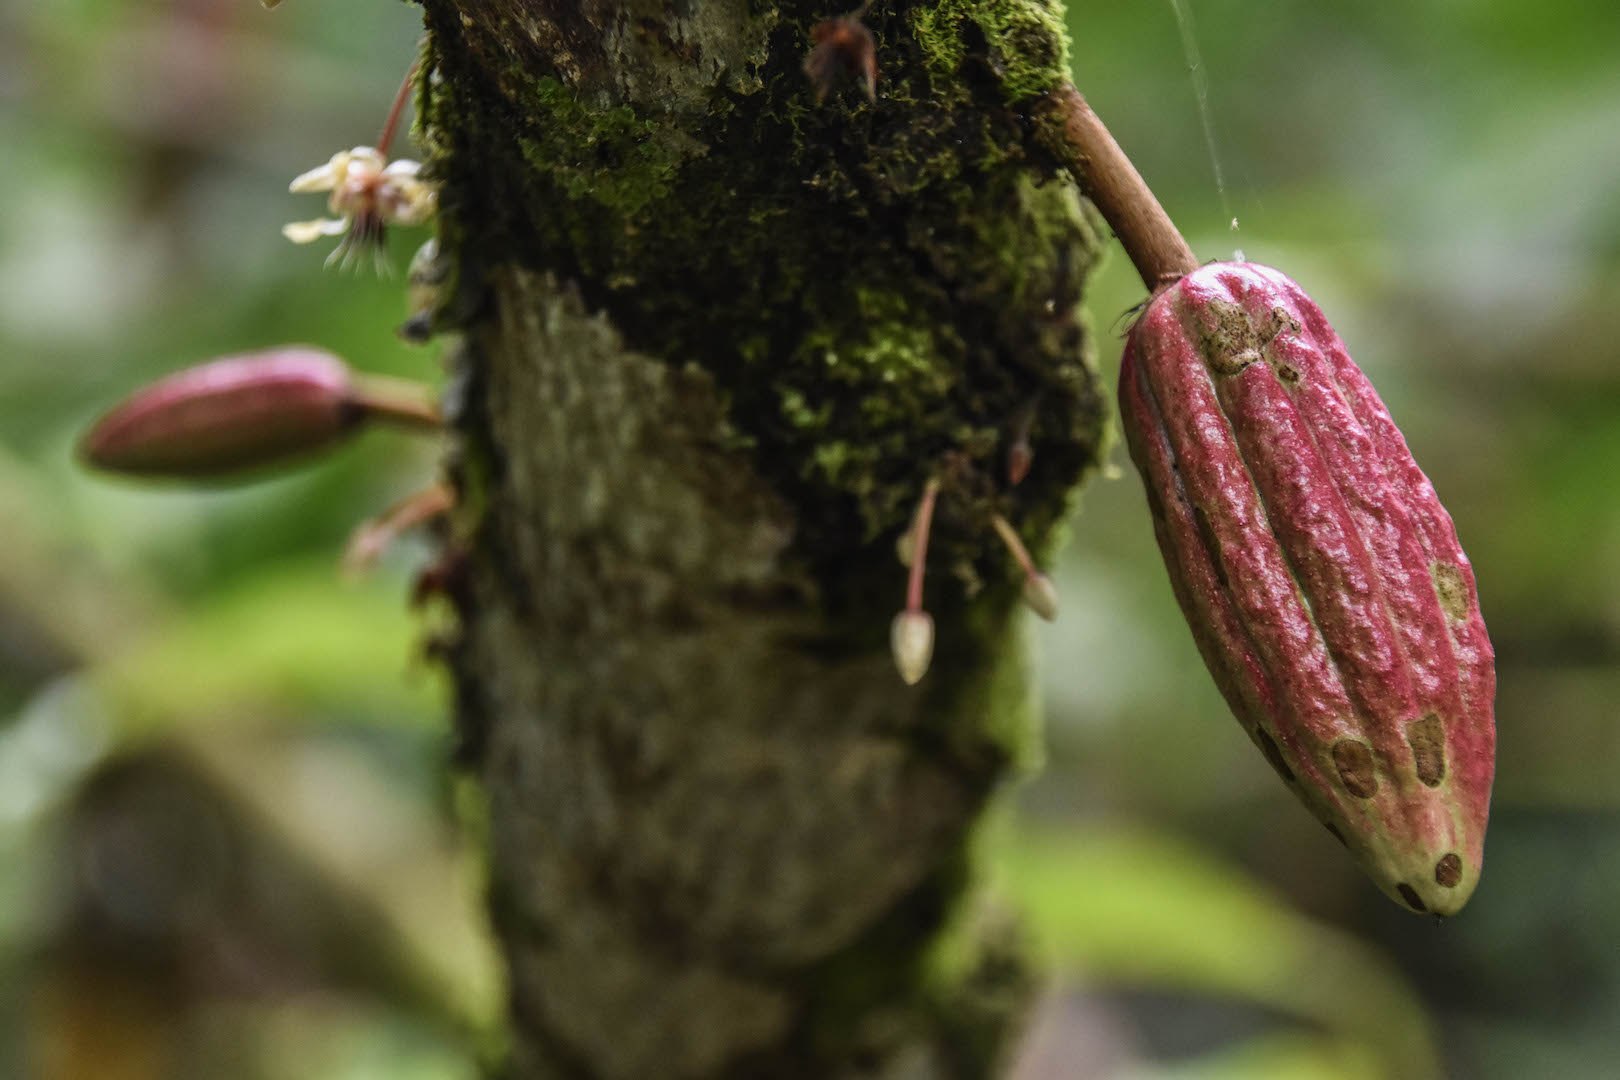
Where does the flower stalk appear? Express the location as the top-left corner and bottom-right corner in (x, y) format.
(989, 513), (1059, 621)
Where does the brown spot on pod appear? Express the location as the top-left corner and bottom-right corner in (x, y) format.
(1195, 300), (1262, 374)
(1266, 307), (1303, 340)
(1397, 884), (1428, 913)
(1435, 853), (1463, 888)
(1331, 738), (1378, 798)
(1270, 359), (1302, 386)
(1208, 347), (1261, 377)
(1259, 310), (1303, 384)
(1432, 562), (1470, 620)
(1407, 714), (1447, 787)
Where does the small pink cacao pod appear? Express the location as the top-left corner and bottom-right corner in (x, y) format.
(80, 348), (360, 479)
(1118, 262), (1495, 916)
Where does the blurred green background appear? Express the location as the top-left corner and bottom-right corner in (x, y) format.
(2, 1), (1616, 1078)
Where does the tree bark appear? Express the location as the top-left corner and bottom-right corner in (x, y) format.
(416, 1), (1108, 1075)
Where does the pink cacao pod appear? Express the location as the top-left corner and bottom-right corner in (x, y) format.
(1118, 262), (1495, 916)
(80, 348), (360, 479)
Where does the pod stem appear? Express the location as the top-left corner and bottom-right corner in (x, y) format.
(1036, 84), (1199, 292)
(349, 374), (442, 431)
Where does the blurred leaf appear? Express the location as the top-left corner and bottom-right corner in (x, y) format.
(188, 997), (479, 1080)
(182, 731), (502, 1040)
(1126, 1031), (1383, 1080)
(996, 822), (1440, 1080)
(94, 559), (442, 737)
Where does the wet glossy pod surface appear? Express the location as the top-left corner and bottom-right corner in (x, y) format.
(1119, 262), (1495, 915)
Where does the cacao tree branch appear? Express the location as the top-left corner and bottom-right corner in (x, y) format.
(415, 1), (1109, 1075)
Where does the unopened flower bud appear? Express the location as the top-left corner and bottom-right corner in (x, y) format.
(890, 610), (935, 686)
(80, 348), (359, 480)
(80, 348), (440, 482)
(1022, 572), (1059, 622)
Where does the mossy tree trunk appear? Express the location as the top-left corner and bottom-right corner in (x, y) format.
(417, 0), (1107, 1075)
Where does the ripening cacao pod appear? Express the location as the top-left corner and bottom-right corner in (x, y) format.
(81, 348), (362, 480)
(1118, 262), (1495, 916)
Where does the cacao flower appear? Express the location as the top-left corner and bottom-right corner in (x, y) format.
(80, 348), (364, 479)
(283, 146), (436, 272)
(1117, 262), (1495, 916)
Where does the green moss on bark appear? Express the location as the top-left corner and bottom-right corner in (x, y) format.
(911, 0), (1072, 101)
(425, 2), (1105, 597)
(518, 77), (693, 217)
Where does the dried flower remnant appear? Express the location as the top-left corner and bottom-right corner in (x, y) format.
(805, 5), (878, 103)
(1007, 437), (1033, 487)
(343, 481), (456, 578)
(1006, 399), (1038, 486)
(283, 147), (436, 271)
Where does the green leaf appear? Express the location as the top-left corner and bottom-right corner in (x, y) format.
(94, 560), (443, 737)
(1138, 1031), (1384, 1080)
(995, 822), (1440, 1079)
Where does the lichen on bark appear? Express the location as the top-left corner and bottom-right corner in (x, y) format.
(416, 0), (1108, 1075)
